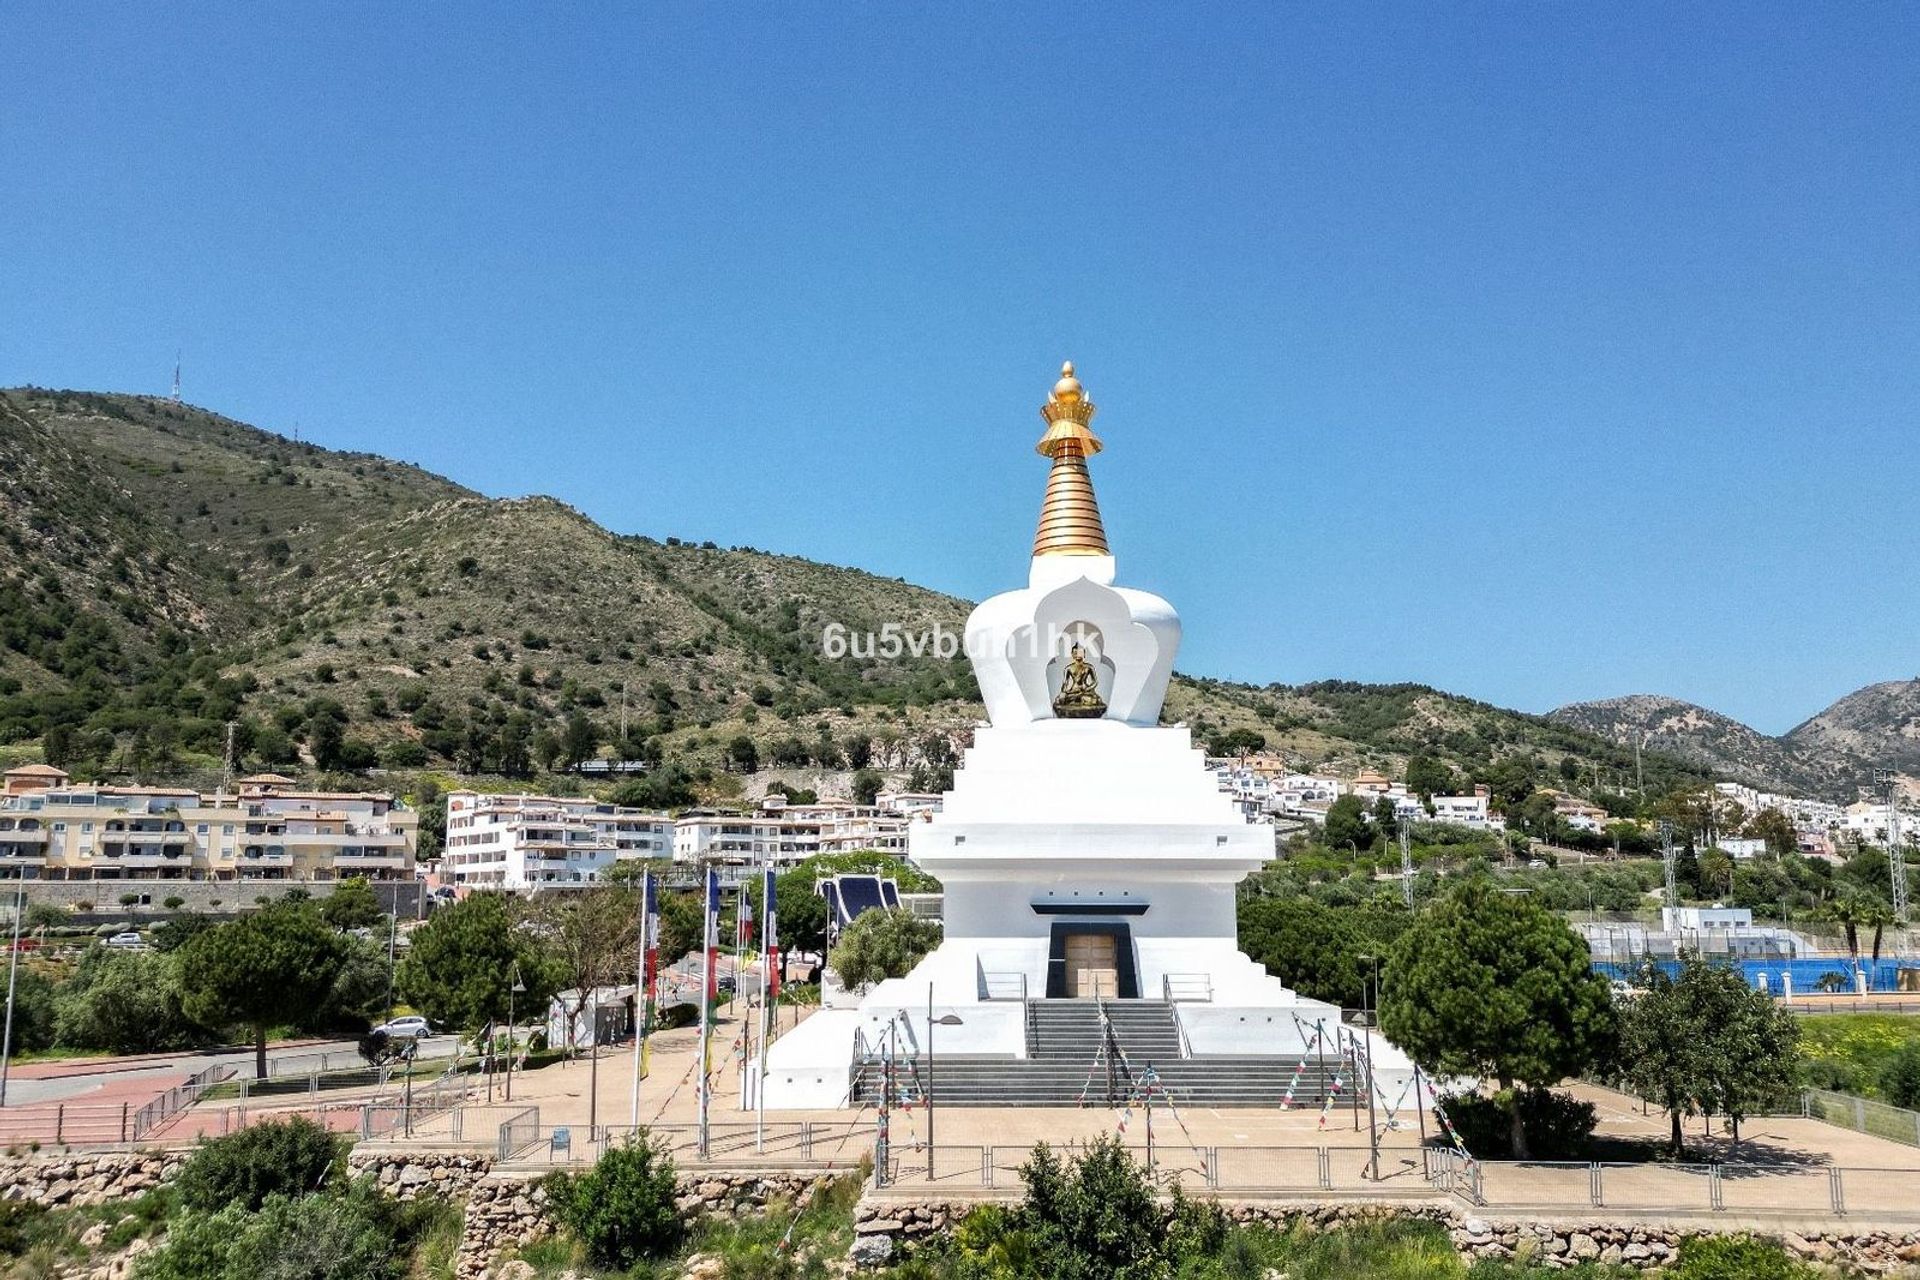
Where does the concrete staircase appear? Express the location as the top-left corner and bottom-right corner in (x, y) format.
(849, 999), (1365, 1109)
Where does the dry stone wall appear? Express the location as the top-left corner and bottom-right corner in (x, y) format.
(852, 1196), (1920, 1274)
(0, 1151), (181, 1208)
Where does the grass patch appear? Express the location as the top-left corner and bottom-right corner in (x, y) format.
(1797, 1013), (1920, 1099)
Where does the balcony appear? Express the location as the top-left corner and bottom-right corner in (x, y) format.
(98, 843), (195, 868)
(0, 842), (47, 866)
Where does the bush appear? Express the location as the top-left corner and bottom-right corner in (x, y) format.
(136, 1182), (410, 1280)
(1882, 1041), (1920, 1110)
(1018, 1137), (1167, 1278)
(543, 1133), (682, 1269)
(1667, 1233), (1817, 1280)
(1438, 1088), (1596, 1160)
(174, 1117), (344, 1213)
(0, 1200), (47, 1256)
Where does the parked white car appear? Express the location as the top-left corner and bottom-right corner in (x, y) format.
(103, 932), (145, 950)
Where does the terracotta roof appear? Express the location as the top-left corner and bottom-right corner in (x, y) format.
(5, 764), (70, 778)
(237, 772), (297, 786)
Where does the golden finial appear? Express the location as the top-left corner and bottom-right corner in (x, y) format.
(1038, 358), (1099, 446)
(1031, 360), (1109, 557)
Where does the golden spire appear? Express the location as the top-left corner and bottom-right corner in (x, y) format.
(1031, 361), (1110, 557)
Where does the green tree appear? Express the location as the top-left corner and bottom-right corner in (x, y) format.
(562, 712), (598, 769)
(1404, 754), (1455, 801)
(320, 878), (385, 932)
(725, 735), (759, 773)
(1746, 807), (1799, 859)
(827, 908), (941, 992)
(745, 866), (833, 956)
(1239, 898), (1409, 1008)
(54, 947), (206, 1054)
(1321, 794), (1370, 852)
(2, 970), (58, 1055)
(396, 893), (561, 1033)
(850, 768), (885, 806)
(1881, 1041), (1920, 1110)
(1616, 953), (1801, 1152)
(526, 888), (641, 1054)
(1207, 727), (1266, 758)
(1380, 878), (1614, 1157)
(179, 902), (349, 1079)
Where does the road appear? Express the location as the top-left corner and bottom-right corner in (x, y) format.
(0, 1034), (462, 1108)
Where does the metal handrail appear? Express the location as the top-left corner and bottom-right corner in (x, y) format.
(1161, 973), (1212, 1003)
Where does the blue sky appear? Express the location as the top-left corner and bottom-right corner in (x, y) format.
(4, 4), (1916, 735)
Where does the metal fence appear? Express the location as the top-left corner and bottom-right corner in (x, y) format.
(1803, 1088), (1920, 1147)
(129, 1062), (235, 1140)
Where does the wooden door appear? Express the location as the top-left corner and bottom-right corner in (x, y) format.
(1064, 933), (1119, 999)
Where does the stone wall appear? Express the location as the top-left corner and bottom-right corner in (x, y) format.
(851, 1196), (1920, 1274)
(346, 1149), (494, 1202)
(0, 1151), (182, 1208)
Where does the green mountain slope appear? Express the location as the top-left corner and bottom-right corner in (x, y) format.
(0, 387), (1717, 808)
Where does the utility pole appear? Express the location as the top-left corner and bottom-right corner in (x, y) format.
(1880, 769), (1909, 925)
(1, 882), (24, 1107)
(1635, 735), (1647, 799)
(1398, 815), (1414, 909)
(220, 720), (237, 800)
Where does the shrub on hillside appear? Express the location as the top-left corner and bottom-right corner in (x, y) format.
(1439, 1089), (1596, 1160)
(1667, 1233), (1817, 1280)
(136, 1182), (415, 1280)
(543, 1133), (682, 1270)
(1882, 1042), (1920, 1110)
(174, 1117), (343, 1213)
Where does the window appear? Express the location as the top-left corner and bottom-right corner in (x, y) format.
(82, 822), (93, 833)
(198, 824), (210, 834)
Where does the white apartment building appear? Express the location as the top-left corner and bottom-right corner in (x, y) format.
(1429, 787), (1505, 831)
(1843, 800), (1918, 850)
(1712, 782), (1845, 836)
(442, 791), (673, 890)
(0, 767), (416, 881)
(673, 797), (915, 874)
(1269, 773), (1346, 820)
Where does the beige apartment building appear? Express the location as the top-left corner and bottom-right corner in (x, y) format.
(0, 766), (416, 882)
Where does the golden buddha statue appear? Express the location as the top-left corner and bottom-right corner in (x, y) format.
(1052, 643), (1107, 719)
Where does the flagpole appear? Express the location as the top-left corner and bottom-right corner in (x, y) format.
(698, 868), (717, 1159)
(628, 870), (650, 1130)
(756, 861), (775, 1152)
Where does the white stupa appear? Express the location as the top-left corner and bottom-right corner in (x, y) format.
(759, 362), (1418, 1109)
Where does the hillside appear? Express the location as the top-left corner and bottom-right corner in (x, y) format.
(1786, 679), (1920, 780)
(1551, 685), (1920, 802)
(1547, 695), (1846, 798)
(0, 387), (1713, 807)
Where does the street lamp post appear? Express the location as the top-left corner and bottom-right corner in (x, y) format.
(926, 984), (963, 1179)
(505, 962), (525, 1103)
(1, 882), (23, 1108)
(1357, 953), (1382, 1181)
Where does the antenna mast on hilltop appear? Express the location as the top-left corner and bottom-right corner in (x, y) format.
(1879, 768), (1909, 925)
(171, 351), (182, 403)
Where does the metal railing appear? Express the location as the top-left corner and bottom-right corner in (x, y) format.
(1803, 1088), (1920, 1147)
(130, 1062), (236, 1140)
(1161, 973), (1212, 1003)
(491, 1119), (872, 1169)
(981, 971), (1027, 1001)
(495, 1106), (541, 1160)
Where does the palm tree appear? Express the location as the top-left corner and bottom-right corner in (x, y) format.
(1825, 892), (1867, 962)
(1859, 897), (1896, 965)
